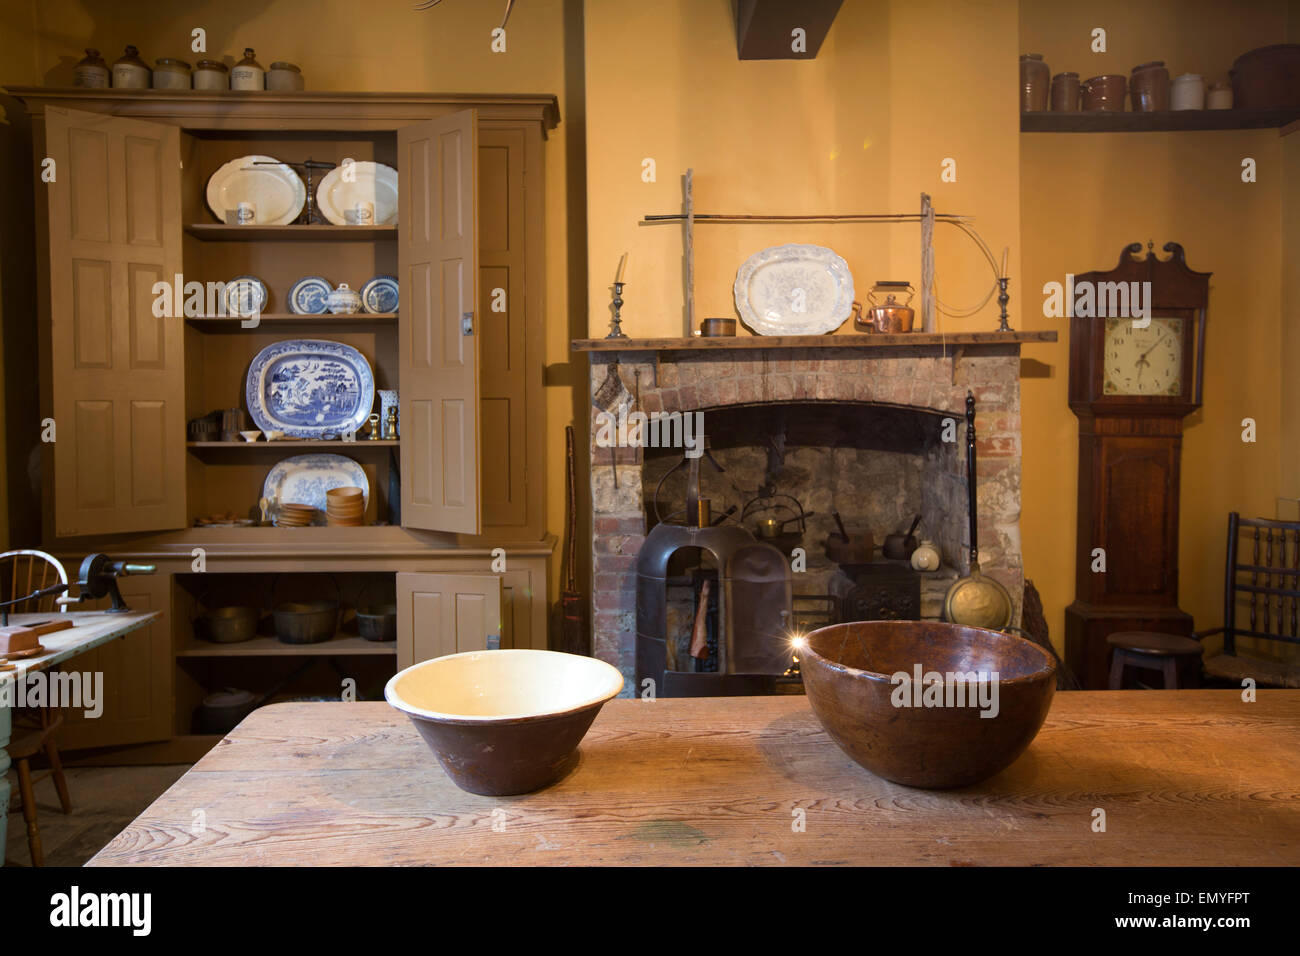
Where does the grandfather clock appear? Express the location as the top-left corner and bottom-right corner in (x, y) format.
(1064, 242), (1209, 689)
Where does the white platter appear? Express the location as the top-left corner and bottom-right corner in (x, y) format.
(263, 454), (369, 525)
(205, 155), (306, 226)
(733, 243), (855, 336)
(316, 161), (399, 226)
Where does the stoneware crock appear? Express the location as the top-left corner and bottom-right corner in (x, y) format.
(800, 620), (1056, 789)
(386, 649), (624, 796)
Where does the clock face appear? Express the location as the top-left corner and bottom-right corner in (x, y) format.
(1103, 317), (1184, 397)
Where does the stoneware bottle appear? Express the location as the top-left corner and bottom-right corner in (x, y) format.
(911, 541), (941, 572)
(111, 45), (150, 88)
(231, 48), (265, 91)
(73, 48), (109, 88)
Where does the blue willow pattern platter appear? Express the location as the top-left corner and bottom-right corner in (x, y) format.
(288, 276), (332, 314)
(245, 339), (375, 438)
(360, 275), (399, 314)
(262, 454), (369, 524)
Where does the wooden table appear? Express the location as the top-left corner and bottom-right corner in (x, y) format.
(0, 611), (159, 856)
(89, 690), (1300, 866)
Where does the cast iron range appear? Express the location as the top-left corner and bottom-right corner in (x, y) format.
(635, 449), (795, 697)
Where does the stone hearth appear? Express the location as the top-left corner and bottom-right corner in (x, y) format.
(589, 344), (1025, 687)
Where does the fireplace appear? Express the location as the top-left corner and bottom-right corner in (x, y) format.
(588, 344), (1027, 693)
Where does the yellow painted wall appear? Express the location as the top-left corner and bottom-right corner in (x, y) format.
(582, 0), (1020, 339)
(1019, 0), (1291, 651)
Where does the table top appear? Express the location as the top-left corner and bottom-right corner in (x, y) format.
(1, 611), (159, 685)
(88, 690), (1300, 867)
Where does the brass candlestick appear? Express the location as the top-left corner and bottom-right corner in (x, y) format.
(996, 276), (1012, 332)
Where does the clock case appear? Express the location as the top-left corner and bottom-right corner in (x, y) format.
(1065, 243), (1211, 688)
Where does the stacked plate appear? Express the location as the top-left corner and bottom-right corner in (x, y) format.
(325, 486), (365, 527)
(276, 502), (318, 528)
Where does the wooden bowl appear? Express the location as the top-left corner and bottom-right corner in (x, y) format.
(326, 486), (364, 502)
(800, 621), (1056, 788)
(385, 649), (624, 795)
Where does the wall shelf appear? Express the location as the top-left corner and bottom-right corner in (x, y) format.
(1021, 108), (1300, 133)
(572, 331), (1057, 353)
(184, 223), (397, 240)
(177, 634), (397, 657)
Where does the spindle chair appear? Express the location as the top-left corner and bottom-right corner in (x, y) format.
(1194, 513), (1300, 688)
(0, 549), (73, 866)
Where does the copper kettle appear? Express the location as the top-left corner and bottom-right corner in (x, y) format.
(854, 281), (915, 333)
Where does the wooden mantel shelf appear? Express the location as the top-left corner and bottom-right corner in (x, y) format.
(572, 330), (1057, 352)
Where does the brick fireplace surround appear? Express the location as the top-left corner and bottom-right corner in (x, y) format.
(588, 343), (1028, 687)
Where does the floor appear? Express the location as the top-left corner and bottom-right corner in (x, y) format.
(4, 764), (190, 867)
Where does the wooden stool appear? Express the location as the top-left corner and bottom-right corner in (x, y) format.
(1107, 631), (1203, 690)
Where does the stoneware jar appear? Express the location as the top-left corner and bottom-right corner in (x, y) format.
(1171, 73), (1205, 110)
(1020, 54), (1050, 111)
(327, 283), (362, 315)
(111, 45), (150, 88)
(152, 58), (191, 90)
(266, 61), (304, 91)
(910, 541), (941, 572)
(231, 48), (264, 91)
(1050, 71), (1079, 111)
(73, 48), (109, 88)
(1081, 74), (1127, 111)
(193, 59), (229, 90)
(1207, 80), (1234, 110)
(1130, 60), (1170, 111)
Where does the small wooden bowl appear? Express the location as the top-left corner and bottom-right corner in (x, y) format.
(800, 621), (1056, 788)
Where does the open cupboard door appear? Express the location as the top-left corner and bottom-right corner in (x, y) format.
(398, 111), (482, 534)
(44, 106), (186, 537)
(396, 572), (502, 670)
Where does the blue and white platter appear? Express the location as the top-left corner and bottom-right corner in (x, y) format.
(262, 454), (369, 525)
(245, 338), (375, 439)
(288, 276), (332, 315)
(360, 275), (399, 314)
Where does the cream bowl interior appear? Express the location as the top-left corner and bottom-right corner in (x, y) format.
(386, 649), (624, 722)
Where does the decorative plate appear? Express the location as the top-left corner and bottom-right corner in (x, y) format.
(360, 275), (399, 313)
(262, 454), (369, 524)
(288, 276), (332, 315)
(224, 275), (269, 318)
(205, 155), (306, 226)
(733, 243), (855, 336)
(245, 339), (375, 439)
(316, 161), (399, 226)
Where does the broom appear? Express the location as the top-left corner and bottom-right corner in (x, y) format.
(560, 425), (589, 655)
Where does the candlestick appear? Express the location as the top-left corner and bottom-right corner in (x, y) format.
(996, 276), (1012, 332)
(606, 281), (628, 339)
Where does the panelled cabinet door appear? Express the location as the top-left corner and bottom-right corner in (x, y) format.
(396, 572), (501, 670)
(44, 107), (186, 536)
(57, 574), (172, 748)
(397, 111), (482, 534)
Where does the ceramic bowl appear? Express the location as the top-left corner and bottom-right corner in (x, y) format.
(386, 649), (624, 795)
(800, 620), (1056, 789)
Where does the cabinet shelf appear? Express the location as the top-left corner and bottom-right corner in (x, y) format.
(177, 634), (397, 657)
(184, 223), (398, 240)
(185, 312), (397, 330)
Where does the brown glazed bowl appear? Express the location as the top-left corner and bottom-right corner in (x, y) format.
(800, 621), (1056, 789)
(386, 649), (624, 795)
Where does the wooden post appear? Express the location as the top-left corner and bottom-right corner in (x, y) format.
(920, 192), (935, 333)
(684, 169), (695, 337)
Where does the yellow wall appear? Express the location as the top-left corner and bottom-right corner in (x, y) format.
(1019, 0), (1291, 649)
(582, 0), (1020, 339)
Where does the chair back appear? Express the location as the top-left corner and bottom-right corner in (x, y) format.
(1223, 513), (1300, 655)
(0, 549), (69, 616)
